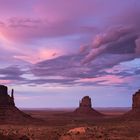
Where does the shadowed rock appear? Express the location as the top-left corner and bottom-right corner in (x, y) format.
(0, 85), (34, 123)
(124, 89), (140, 119)
(74, 96), (103, 116)
(0, 85), (15, 107)
(132, 89), (140, 111)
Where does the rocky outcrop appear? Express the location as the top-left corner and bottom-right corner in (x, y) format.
(79, 96), (92, 108)
(132, 89), (140, 111)
(0, 85), (15, 107)
(0, 85), (33, 123)
(59, 126), (107, 140)
(74, 96), (103, 116)
(123, 89), (140, 119)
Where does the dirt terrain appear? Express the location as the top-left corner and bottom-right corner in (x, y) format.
(0, 108), (140, 140)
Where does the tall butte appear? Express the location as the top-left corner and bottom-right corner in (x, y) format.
(124, 89), (140, 119)
(0, 85), (33, 123)
(132, 89), (140, 112)
(74, 96), (103, 116)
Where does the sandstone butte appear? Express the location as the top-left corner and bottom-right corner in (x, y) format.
(74, 96), (103, 116)
(0, 85), (33, 123)
(124, 89), (140, 119)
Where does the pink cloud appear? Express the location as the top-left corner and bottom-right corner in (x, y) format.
(77, 75), (133, 85)
(0, 17), (83, 43)
(14, 47), (64, 64)
(82, 45), (107, 64)
(0, 80), (11, 84)
(92, 26), (132, 48)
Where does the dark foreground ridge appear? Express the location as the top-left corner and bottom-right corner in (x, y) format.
(0, 85), (34, 123)
(74, 96), (103, 116)
(0, 133), (30, 140)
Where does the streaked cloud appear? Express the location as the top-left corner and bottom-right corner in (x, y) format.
(0, 0), (140, 107)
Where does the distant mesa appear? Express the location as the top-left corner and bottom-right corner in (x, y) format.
(74, 96), (103, 116)
(124, 89), (140, 119)
(0, 85), (33, 123)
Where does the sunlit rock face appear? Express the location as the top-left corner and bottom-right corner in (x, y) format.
(74, 96), (103, 116)
(132, 89), (140, 111)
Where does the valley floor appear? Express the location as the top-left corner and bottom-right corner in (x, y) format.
(0, 108), (140, 140)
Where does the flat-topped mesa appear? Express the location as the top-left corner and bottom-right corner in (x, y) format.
(132, 89), (140, 111)
(74, 96), (103, 116)
(0, 85), (15, 107)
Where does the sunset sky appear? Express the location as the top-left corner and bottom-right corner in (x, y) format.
(0, 0), (140, 108)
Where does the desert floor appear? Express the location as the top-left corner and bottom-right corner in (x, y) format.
(0, 108), (140, 140)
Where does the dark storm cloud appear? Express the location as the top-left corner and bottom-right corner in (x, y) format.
(82, 27), (140, 64)
(0, 66), (25, 81)
(30, 53), (138, 86)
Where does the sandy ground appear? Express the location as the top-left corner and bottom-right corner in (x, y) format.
(0, 108), (140, 140)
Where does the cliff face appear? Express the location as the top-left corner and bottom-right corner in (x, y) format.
(79, 96), (92, 108)
(132, 89), (140, 111)
(123, 89), (140, 120)
(0, 85), (15, 107)
(74, 96), (103, 116)
(0, 85), (33, 123)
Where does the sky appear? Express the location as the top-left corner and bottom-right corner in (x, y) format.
(0, 0), (140, 108)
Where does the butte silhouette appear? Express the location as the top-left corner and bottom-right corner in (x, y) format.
(0, 85), (33, 123)
(124, 89), (140, 119)
(74, 96), (103, 116)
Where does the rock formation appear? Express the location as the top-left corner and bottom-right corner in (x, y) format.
(79, 96), (92, 108)
(74, 96), (103, 116)
(132, 89), (140, 111)
(0, 85), (15, 107)
(60, 126), (106, 140)
(0, 85), (33, 123)
(124, 89), (140, 119)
